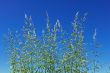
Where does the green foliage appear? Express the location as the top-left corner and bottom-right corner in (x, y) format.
(6, 12), (100, 73)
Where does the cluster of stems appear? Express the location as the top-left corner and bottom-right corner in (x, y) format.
(6, 12), (99, 73)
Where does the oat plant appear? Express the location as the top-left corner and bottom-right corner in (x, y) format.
(6, 12), (101, 73)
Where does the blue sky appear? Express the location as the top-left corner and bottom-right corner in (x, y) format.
(0, 0), (110, 73)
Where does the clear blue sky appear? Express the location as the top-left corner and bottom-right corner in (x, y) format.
(0, 0), (110, 73)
